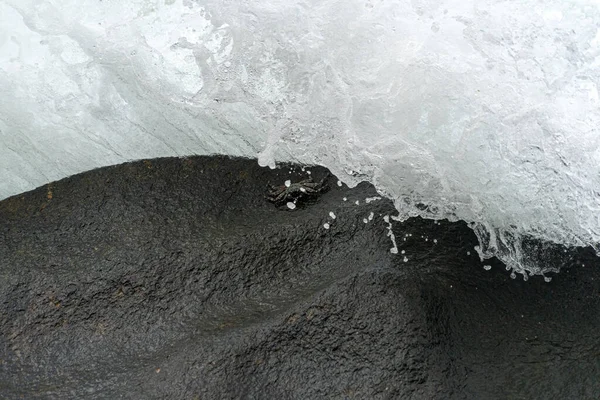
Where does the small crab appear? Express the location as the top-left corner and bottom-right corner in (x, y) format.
(266, 174), (330, 206)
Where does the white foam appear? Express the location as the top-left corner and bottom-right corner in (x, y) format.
(1, 0), (599, 278)
(383, 215), (398, 254)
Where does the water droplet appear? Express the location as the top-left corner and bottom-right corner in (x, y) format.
(510, 272), (516, 279)
(337, 180), (342, 187)
(323, 223), (330, 230)
(286, 202), (296, 210)
(284, 180), (291, 187)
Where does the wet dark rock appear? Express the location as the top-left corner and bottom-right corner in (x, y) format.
(0, 156), (599, 399)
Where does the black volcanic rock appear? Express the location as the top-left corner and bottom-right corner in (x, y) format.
(0, 156), (599, 399)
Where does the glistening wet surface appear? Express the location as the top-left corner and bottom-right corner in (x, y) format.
(1, 156), (599, 399)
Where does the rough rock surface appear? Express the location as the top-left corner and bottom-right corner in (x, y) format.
(1, 156), (599, 399)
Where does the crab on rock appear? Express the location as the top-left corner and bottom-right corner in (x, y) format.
(266, 174), (330, 207)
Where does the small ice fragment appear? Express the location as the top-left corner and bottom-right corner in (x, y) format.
(285, 180), (291, 187)
(403, 256), (408, 262)
(365, 196), (382, 203)
(329, 211), (336, 219)
(467, 251), (471, 256)
(355, 200), (360, 205)
(383, 215), (390, 223)
(307, 171), (311, 175)
(544, 276), (552, 283)
(337, 180), (342, 187)
(343, 197), (347, 201)
(510, 272), (516, 279)
(483, 265), (491, 271)
(286, 202), (296, 210)
(401, 250), (405, 254)
(433, 239), (438, 243)
(300, 187), (306, 193)
(323, 223), (330, 229)
(363, 218), (368, 223)
(368, 212), (374, 221)
(390, 248), (398, 254)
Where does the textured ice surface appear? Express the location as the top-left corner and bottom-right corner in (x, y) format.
(1, 0), (600, 277)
